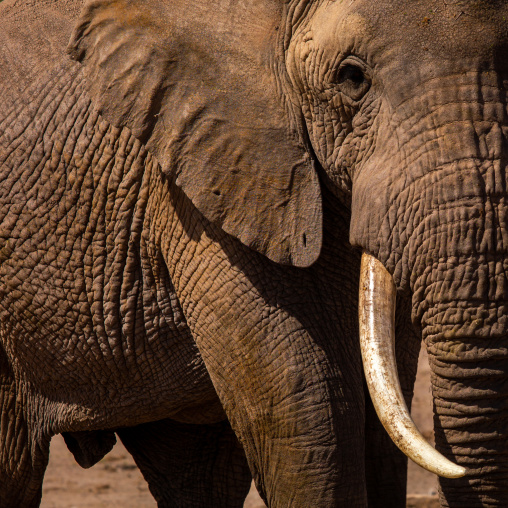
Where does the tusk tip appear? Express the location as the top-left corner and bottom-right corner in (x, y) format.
(441, 464), (467, 479)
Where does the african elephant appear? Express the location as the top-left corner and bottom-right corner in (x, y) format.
(0, 0), (507, 506)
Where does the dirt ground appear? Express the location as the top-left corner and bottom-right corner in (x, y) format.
(41, 347), (438, 508)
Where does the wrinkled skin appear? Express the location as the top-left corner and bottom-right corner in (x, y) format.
(0, 0), (507, 507)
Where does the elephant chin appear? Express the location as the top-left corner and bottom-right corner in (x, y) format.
(358, 253), (466, 479)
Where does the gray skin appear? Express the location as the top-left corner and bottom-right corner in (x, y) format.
(0, 0), (507, 507)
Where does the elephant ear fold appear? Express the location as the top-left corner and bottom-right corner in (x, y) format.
(68, 0), (322, 267)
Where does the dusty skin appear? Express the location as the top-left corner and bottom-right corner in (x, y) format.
(41, 347), (438, 508)
(4, 1), (507, 505)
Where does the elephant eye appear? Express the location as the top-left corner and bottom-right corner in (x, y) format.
(335, 59), (370, 101)
(338, 64), (364, 85)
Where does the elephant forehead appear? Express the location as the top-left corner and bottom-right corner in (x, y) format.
(309, 0), (508, 63)
(370, 0), (507, 59)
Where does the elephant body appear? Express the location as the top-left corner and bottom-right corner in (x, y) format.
(0, 2), (389, 506)
(0, 0), (507, 507)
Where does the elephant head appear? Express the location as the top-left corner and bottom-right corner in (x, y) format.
(284, 1), (508, 505)
(67, 0), (508, 506)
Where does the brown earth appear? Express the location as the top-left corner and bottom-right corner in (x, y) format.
(41, 347), (438, 508)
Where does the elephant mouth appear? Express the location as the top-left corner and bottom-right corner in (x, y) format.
(358, 252), (466, 479)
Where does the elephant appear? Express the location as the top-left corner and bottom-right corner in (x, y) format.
(0, 0), (507, 506)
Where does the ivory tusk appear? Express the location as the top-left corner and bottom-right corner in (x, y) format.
(359, 252), (466, 479)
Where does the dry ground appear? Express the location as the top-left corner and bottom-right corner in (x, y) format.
(40, 347), (438, 508)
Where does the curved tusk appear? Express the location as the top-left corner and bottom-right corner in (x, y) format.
(359, 252), (466, 479)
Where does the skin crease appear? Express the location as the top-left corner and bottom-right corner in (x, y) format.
(0, 1), (506, 508)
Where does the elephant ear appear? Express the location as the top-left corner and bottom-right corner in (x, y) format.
(68, 0), (322, 267)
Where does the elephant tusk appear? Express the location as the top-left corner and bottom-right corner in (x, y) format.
(359, 253), (466, 479)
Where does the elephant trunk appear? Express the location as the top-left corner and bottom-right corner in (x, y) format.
(417, 255), (508, 507)
(359, 253), (465, 478)
(350, 66), (508, 504)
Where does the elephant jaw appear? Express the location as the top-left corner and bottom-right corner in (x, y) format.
(358, 253), (466, 479)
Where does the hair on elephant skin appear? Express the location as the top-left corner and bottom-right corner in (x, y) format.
(0, 0), (507, 507)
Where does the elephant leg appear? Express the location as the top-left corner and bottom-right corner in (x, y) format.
(0, 377), (50, 507)
(117, 418), (252, 508)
